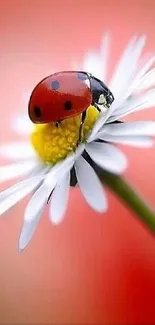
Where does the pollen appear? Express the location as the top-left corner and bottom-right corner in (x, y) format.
(30, 105), (100, 164)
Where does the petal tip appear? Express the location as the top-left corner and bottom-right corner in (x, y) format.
(50, 218), (62, 225)
(18, 246), (23, 253)
(18, 238), (25, 253)
(98, 202), (108, 214)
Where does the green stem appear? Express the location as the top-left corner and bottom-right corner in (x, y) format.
(94, 164), (155, 232)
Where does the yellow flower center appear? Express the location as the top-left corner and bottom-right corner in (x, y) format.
(30, 105), (101, 165)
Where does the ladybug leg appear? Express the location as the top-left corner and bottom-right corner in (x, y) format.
(55, 120), (61, 128)
(94, 103), (101, 112)
(77, 110), (87, 146)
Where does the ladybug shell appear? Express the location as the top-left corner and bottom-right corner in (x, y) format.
(28, 71), (92, 124)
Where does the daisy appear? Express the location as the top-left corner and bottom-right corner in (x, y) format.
(0, 34), (155, 251)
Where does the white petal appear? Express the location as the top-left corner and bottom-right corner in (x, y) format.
(24, 154), (73, 223)
(24, 182), (53, 222)
(0, 160), (40, 183)
(19, 205), (44, 251)
(12, 115), (34, 135)
(24, 155), (74, 223)
(109, 35), (137, 92)
(44, 153), (74, 187)
(98, 121), (155, 137)
(0, 142), (35, 160)
(87, 100), (118, 142)
(75, 156), (107, 212)
(49, 172), (70, 224)
(99, 134), (154, 147)
(109, 35), (146, 98)
(87, 36), (147, 142)
(82, 33), (110, 81)
(82, 51), (101, 78)
(115, 55), (155, 103)
(86, 142), (127, 174)
(128, 57), (155, 95)
(99, 32), (110, 82)
(0, 176), (42, 215)
(75, 143), (85, 159)
(24, 156), (74, 223)
(88, 60), (146, 142)
(0, 174), (45, 201)
(109, 88), (155, 122)
(137, 66), (155, 92)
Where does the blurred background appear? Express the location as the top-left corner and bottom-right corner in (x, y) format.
(0, 0), (155, 324)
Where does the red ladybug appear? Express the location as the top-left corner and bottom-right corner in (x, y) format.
(28, 71), (114, 143)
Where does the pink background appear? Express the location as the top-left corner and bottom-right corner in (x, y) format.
(0, 0), (155, 324)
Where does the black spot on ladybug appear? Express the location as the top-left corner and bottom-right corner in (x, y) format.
(64, 101), (72, 110)
(34, 106), (41, 118)
(77, 72), (88, 81)
(51, 80), (60, 90)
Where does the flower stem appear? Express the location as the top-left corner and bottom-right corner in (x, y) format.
(94, 164), (155, 232)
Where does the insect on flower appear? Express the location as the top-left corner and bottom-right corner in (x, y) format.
(1, 34), (155, 251)
(28, 71), (114, 144)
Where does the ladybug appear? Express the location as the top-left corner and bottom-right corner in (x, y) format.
(28, 71), (114, 144)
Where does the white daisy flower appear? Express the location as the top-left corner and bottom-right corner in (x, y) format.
(0, 34), (155, 251)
